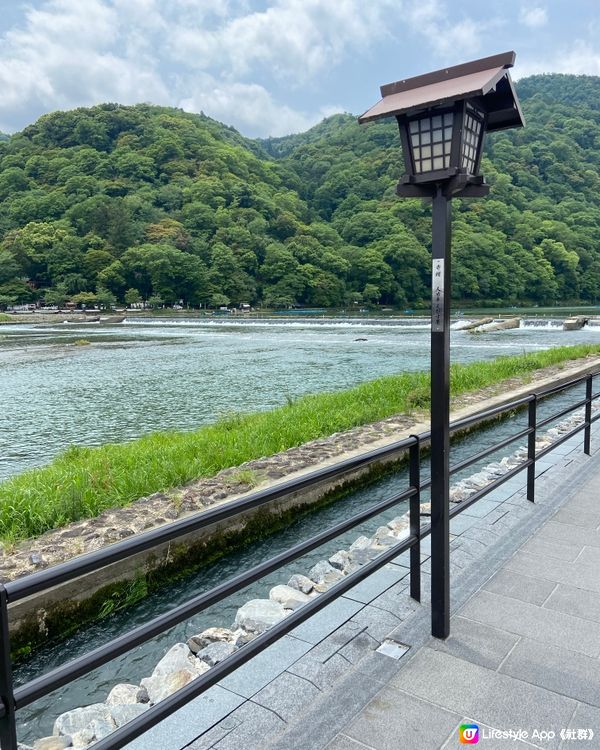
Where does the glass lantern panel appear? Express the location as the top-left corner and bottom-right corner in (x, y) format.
(409, 111), (455, 174)
(461, 110), (483, 174)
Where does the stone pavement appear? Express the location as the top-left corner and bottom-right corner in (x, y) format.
(328, 443), (600, 750)
(124, 431), (599, 750)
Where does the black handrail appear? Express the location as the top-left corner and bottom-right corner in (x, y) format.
(0, 369), (597, 749)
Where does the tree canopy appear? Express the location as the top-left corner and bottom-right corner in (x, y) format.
(1, 76), (600, 309)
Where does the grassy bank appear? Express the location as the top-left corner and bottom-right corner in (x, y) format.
(1, 344), (599, 542)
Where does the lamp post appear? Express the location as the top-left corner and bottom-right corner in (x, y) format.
(359, 52), (524, 639)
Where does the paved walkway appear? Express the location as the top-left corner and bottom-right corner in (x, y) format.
(329, 458), (600, 750)
(125, 431), (599, 750)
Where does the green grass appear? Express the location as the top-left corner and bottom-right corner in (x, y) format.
(1, 343), (599, 543)
(0, 313), (12, 323)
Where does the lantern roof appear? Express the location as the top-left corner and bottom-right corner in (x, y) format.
(358, 51), (524, 132)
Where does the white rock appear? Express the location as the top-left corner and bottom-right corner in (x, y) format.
(187, 627), (236, 654)
(195, 640), (236, 666)
(287, 574), (314, 594)
(307, 561), (344, 589)
(71, 717), (115, 749)
(348, 536), (371, 552)
(150, 642), (205, 679)
(373, 526), (399, 546)
(54, 705), (114, 737)
(269, 584), (311, 610)
(110, 703), (149, 727)
(328, 550), (350, 571)
(141, 667), (206, 705)
(33, 738), (72, 750)
(106, 683), (148, 705)
(234, 599), (287, 633)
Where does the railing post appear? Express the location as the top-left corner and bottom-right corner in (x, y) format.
(409, 436), (421, 602)
(0, 587), (16, 750)
(527, 395), (537, 503)
(584, 375), (593, 456)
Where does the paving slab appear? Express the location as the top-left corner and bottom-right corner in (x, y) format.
(459, 589), (600, 657)
(125, 686), (244, 750)
(560, 703), (600, 749)
(427, 615), (520, 670)
(499, 637), (600, 706)
(219, 635), (311, 698)
(536, 520), (600, 548)
(343, 563), (409, 605)
(291, 596), (364, 645)
(543, 583), (600, 623)
(343, 685), (460, 750)
(505, 550), (600, 593)
(482, 568), (557, 605)
(388, 649), (575, 748)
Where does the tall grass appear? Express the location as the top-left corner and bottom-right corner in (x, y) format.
(1, 343), (599, 542)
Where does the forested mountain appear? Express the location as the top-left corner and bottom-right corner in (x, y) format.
(1, 74), (600, 310)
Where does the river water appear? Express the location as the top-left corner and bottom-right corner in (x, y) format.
(4, 315), (596, 742)
(1, 315), (597, 480)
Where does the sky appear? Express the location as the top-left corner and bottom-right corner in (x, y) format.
(1, 0), (600, 138)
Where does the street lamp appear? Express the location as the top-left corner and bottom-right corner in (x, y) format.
(358, 52), (524, 639)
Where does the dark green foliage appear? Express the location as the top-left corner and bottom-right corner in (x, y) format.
(1, 77), (600, 308)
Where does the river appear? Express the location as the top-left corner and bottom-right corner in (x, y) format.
(4, 314), (595, 742)
(0, 315), (598, 481)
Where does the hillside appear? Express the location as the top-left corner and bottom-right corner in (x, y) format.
(1, 75), (600, 309)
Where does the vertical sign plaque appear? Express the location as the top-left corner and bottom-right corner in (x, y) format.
(432, 259), (445, 332)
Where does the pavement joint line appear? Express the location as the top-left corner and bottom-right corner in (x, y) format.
(540, 581), (560, 608)
(495, 633), (523, 673)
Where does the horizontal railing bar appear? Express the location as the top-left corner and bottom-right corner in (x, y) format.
(6, 436), (419, 602)
(447, 395), (534, 435)
(14, 484), (416, 708)
(535, 371), (596, 399)
(536, 397), (589, 430)
(448, 459), (533, 519)
(80, 531), (417, 750)
(449, 427), (532, 478)
(592, 410), (600, 424)
(593, 390), (600, 401)
(535, 421), (588, 460)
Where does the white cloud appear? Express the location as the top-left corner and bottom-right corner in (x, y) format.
(179, 76), (343, 136)
(168, 0), (402, 82)
(0, 0), (168, 131)
(404, 0), (496, 58)
(516, 40), (600, 78)
(519, 6), (548, 29)
(0, 0), (508, 136)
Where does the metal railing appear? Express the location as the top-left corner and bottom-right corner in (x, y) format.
(0, 370), (598, 749)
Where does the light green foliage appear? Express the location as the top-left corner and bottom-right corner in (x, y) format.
(0, 344), (598, 542)
(1, 77), (600, 308)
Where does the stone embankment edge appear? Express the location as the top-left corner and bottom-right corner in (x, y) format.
(7, 356), (600, 653)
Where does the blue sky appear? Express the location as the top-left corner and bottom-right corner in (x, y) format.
(1, 0), (599, 138)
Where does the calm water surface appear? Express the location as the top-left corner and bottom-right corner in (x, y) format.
(1, 316), (597, 480)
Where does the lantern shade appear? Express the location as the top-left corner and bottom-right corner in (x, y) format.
(358, 51), (523, 194)
(358, 51), (524, 132)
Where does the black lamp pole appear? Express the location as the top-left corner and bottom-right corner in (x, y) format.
(358, 51), (524, 641)
(430, 187), (452, 639)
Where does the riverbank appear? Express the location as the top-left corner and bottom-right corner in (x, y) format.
(3, 348), (599, 660)
(1, 344), (600, 545)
